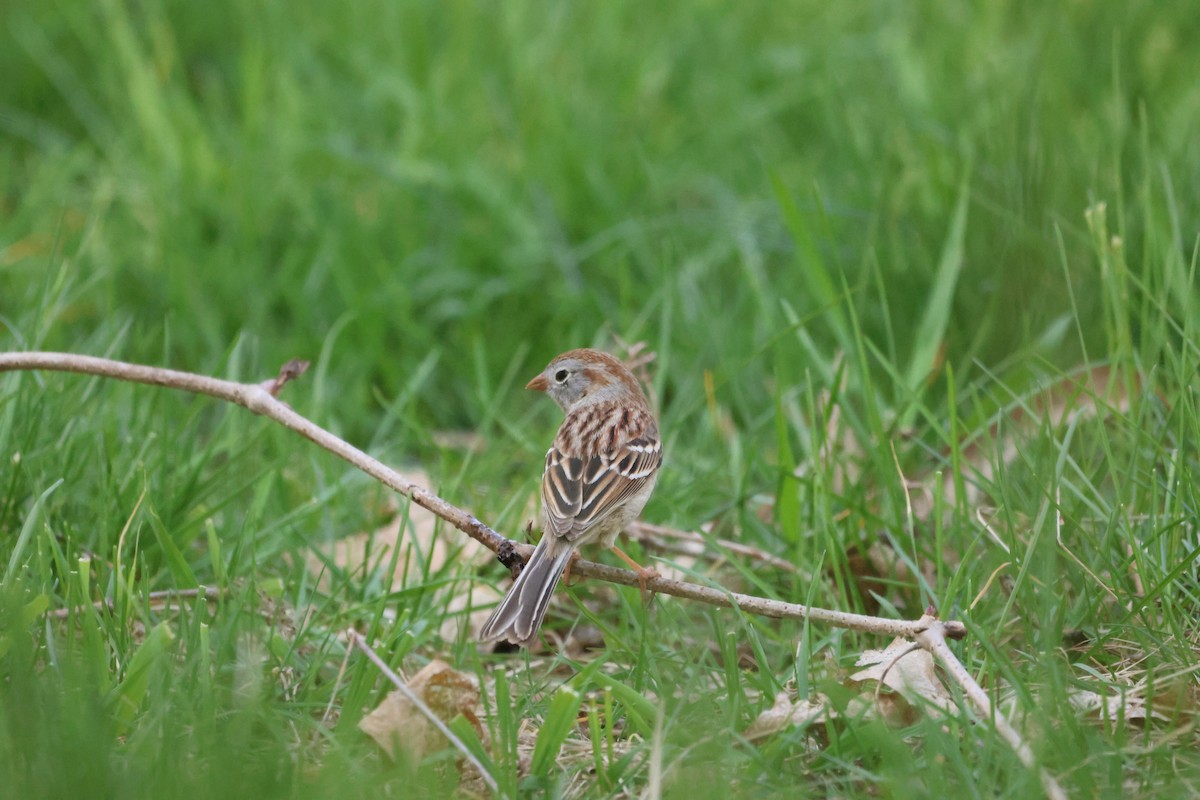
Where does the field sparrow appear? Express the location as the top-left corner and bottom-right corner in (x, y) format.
(480, 348), (662, 647)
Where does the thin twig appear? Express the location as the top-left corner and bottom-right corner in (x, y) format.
(631, 520), (806, 576)
(507, 538), (964, 639)
(347, 630), (500, 796)
(323, 639), (354, 728)
(47, 586), (224, 619)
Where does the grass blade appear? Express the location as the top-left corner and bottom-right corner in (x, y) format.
(902, 168), (971, 406)
(530, 685), (583, 778)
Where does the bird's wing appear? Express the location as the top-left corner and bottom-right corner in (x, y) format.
(542, 419), (661, 544)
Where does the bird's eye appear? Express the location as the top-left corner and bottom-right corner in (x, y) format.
(554, 369), (569, 383)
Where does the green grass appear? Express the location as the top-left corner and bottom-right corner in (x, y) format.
(3, 0), (1200, 797)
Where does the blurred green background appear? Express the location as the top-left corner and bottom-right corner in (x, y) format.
(3, 0), (1200, 797)
(5, 0), (1195, 427)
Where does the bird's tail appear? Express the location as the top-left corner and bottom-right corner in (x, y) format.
(479, 535), (575, 646)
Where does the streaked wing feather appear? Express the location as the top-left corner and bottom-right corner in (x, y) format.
(542, 430), (662, 543)
(542, 450), (582, 528)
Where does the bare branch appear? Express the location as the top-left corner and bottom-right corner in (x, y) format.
(0, 351), (509, 555)
(4, 351), (1061, 793)
(1, 352), (952, 636)
(510, 538), (965, 639)
(3, 352), (957, 640)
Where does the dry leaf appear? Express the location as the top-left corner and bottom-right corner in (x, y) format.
(358, 659), (483, 761)
(850, 637), (957, 721)
(745, 691), (830, 740)
(1069, 687), (1171, 726)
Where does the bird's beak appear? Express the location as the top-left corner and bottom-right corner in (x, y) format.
(526, 374), (549, 392)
